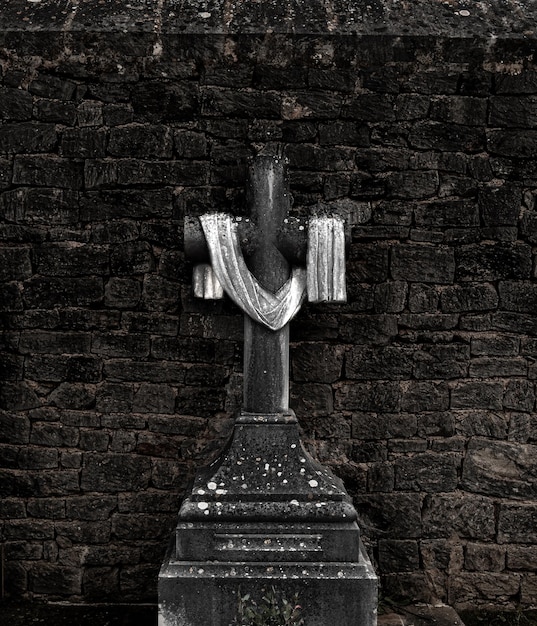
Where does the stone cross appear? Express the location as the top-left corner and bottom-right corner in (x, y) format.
(184, 151), (346, 416)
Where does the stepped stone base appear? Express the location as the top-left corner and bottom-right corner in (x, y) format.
(159, 413), (378, 626)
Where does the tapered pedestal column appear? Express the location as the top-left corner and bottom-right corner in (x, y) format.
(158, 413), (378, 626)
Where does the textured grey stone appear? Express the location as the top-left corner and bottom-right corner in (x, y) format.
(462, 438), (537, 499)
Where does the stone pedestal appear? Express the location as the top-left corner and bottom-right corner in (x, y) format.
(158, 413), (378, 626)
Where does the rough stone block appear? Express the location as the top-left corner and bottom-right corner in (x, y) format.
(174, 130), (207, 158)
(132, 81), (198, 121)
(373, 281), (407, 313)
(2, 188), (79, 225)
(133, 383), (176, 414)
(76, 100), (103, 127)
(202, 87), (280, 118)
(391, 244), (455, 284)
(0, 86), (33, 120)
(488, 129), (537, 158)
(291, 343), (343, 383)
(469, 357), (527, 377)
(408, 284), (439, 313)
(449, 572), (521, 606)
(60, 128), (107, 158)
(0, 412), (31, 444)
(490, 96), (537, 127)
(384, 171), (439, 199)
(23, 277), (103, 308)
(92, 333), (150, 358)
(335, 381), (400, 412)
(503, 380), (535, 412)
(465, 543), (506, 572)
(422, 493), (496, 539)
(49, 383), (95, 410)
(499, 503), (537, 543)
(451, 381), (504, 410)
(346, 346), (413, 380)
(116, 159), (207, 186)
(0, 246), (32, 281)
(354, 493), (422, 539)
(499, 281), (537, 313)
(430, 96), (488, 126)
(401, 382), (450, 413)
(471, 336), (519, 357)
(282, 91), (342, 119)
(30, 422), (79, 448)
(81, 454), (151, 492)
(440, 283), (498, 313)
(83, 566), (119, 600)
(36, 471), (80, 496)
(175, 386), (225, 416)
(507, 545), (537, 571)
(29, 564), (82, 596)
(0, 122), (57, 154)
(104, 277), (142, 308)
(35, 99), (77, 125)
(417, 412), (456, 438)
(339, 315), (397, 345)
(462, 438), (537, 499)
(110, 241), (155, 275)
(378, 539), (420, 573)
(13, 156), (84, 189)
(414, 344), (469, 380)
(342, 94), (395, 121)
(351, 412), (416, 440)
(347, 244), (390, 282)
(409, 121), (485, 152)
(318, 121), (369, 146)
(108, 124), (173, 158)
(151, 337), (215, 363)
(479, 184), (521, 226)
(142, 275), (180, 312)
(0, 382), (40, 410)
(395, 453), (459, 492)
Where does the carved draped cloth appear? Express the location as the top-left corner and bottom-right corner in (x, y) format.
(196, 213), (346, 331)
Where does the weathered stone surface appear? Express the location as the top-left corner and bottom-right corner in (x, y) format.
(395, 453), (459, 492)
(462, 438), (537, 499)
(451, 382), (504, 410)
(291, 343), (344, 383)
(456, 243), (532, 281)
(352, 412), (416, 440)
(347, 346), (413, 380)
(449, 572), (521, 606)
(392, 244), (455, 284)
(440, 283), (498, 313)
(498, 503), (537, 543)
(422, 493), (496, 540)
(378, 539), (420, 573)
(465, 543), (506, 572)
(335, 381), (400, 412)
(81, 454), (151, 492)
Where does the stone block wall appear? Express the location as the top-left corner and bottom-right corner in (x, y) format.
(1, 11), (537, 610)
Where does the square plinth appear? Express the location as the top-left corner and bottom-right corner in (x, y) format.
(158, 538), (377, 626)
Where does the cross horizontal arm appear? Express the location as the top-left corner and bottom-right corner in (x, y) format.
(184, 214), (308, 265)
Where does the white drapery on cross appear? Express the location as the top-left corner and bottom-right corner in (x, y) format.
(193, 213), (346, 330)
(199, 213), (306, 331)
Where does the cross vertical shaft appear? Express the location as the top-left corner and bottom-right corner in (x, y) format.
(243, 154), (292, 414)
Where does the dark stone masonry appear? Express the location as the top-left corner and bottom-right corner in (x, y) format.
(1, 0), (537, 613)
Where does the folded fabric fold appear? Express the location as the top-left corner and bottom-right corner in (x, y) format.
(193, 263), (224, 300)
(307, 216), (347, 303)
(199, 213), (306, 331)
